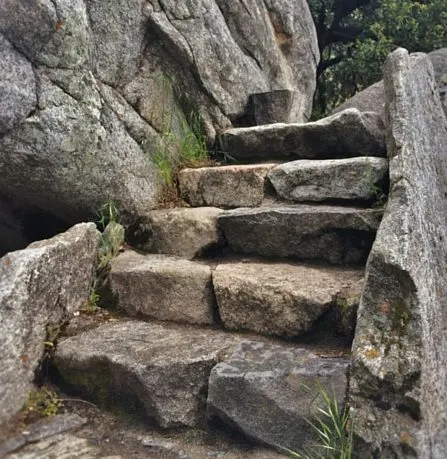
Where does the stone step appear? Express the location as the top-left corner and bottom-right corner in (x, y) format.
(53, 319), (349, 453)
(126, 207), (224, 259)
(178, 163), (277, 208)
(208, 340), (349, 453)
(53, 320), (243, 429)
(219, 204), (383, 264)
(218, 108), (386, 162)
(213, 260), (363, 338)
(268, 157), (388, 202)
(109, 251), (217, 325)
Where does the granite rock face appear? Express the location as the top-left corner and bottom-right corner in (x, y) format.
(268, 157), (388, 202)
(218, 109), (386, 162)
(351, 49), (447, 458)
(0, 223), (100, 426)
(208, 341), (349, 452)
(0, 0), (319, 252)
(127, 207), (224, 259)
(109, 251), (216, 325)
(54, 320), (242, 428)
(213, 260), (364, 337)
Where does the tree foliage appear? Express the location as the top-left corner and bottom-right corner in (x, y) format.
(309, 0), (447, 117)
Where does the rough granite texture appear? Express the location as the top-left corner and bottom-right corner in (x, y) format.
(268, 157), (388, 202)
(0, 0), (319, 253)
(219, 204), (383, 264)
(54, 320), (242, 428)
(0, 223), (100, 426)
(213, 260), (363, 337)
(208, 340), (349, 452)
(109, 251), (216, 325)
(179, 164), (276, 208)
(218, 108), (386, 162)
(350, 49), (447, 458)
(127, 207), (224, 259)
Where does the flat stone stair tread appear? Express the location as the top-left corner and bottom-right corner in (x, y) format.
(218, 108), (386, 162)
(212, 258), (364, 337)
(109, 250), (216, 325)
(267, 157), (388, 202)
(53, 319), (244, 430)
(178, 163), (278, 208)
(207, 340), (349, 453)
(126, 206), (224, 259)
(218, 203), (383, 264)
(52, 319), (349, 435)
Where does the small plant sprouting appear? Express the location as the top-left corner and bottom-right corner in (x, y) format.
(279, 385), (354, 459)
(96, 199), (120, 231)
(23, 388), (62, 421)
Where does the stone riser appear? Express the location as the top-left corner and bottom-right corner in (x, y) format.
(52, 319), (349, 453)
(178, 157), (388, 209)
(108, 250), (364, 341)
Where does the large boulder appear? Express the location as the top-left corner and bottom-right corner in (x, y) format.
(350, 49), (447, 457)
(332, 48), (447, 119)
(0, 0), (319, 253)
(0, 223), (100, 426)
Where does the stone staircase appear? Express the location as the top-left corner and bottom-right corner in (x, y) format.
(51, 120), (388, 456)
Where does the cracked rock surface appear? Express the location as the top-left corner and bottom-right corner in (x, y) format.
(0, 0), (318, 254)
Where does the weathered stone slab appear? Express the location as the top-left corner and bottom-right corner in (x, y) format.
(127, 207), (224, 259)
(179, 164), (276, 208)
(0, 223), (100, 426)
(109, 251), (216, 325)
(268, 157), (388, 202)
(54, 320), (242, 428)
(218, 109), (386, 162)
(207, 341), (349, 452)
(213, 260), (363, 337)
(219, 204), (382, 264)
(351, 49), (447, 457)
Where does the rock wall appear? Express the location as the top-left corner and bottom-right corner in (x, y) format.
(0, 223), (100, 426)
(0, 0), (318, 255)
(350, 49), (447, 458)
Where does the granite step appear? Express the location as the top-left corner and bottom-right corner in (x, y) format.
(218, 109), (386, 162)
(219, 204), (383, 264)
(178, 163), (277, 208)
(52, 319), (349, 453)
(267, 157), (388, 202)
(212, 258), (363, 338)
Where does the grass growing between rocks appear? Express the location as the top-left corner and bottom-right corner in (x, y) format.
(85, 200), (124, 312)
(282, 386), (353, 459)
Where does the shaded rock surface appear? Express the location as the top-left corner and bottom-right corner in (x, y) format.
(0, 223), (100, 426)
(2, 400), (288, 459)
(331, 47), (447, 119)
(179, 164), (276, 208)
(218, 109), (386, 162)
(208, 340), (349, 452)
(109, 251), (216, 325)
(127, 207), (224, 259)
(351, 49), (447, 457)
(54, 320), (243, 428)
(268, 157), (388, 202)
(219, 204), (382, 264)
(213, 260), (363, 337)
